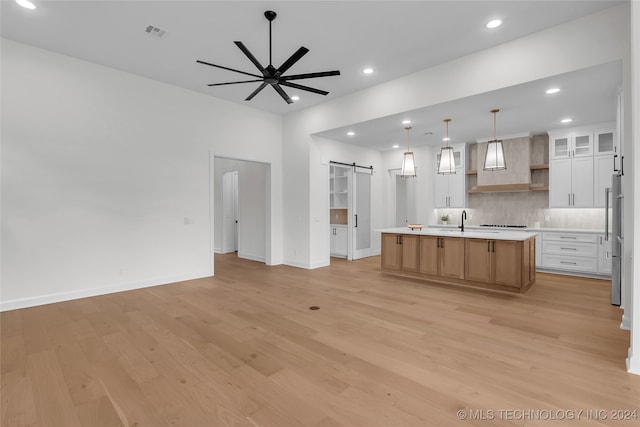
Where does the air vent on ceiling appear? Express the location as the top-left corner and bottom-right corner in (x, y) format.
(145, 25), (166, 38)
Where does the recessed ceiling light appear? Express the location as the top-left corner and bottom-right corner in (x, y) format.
(401, 119), (411, 125)
(347, 131), (355, 136)
(291, 95), (300, 101)
(561, 118), (573, 123)
(486, 19), (502, 29)
(16, 0), (36, 9)
(546, 88), (560, 94)
(392, 144), (400, 149)
(362, 68), (374, 75)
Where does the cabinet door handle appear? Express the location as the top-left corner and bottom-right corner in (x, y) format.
(560, 247), (577, 251)
(621, 156), (624, 176)
(614, 154), (619, 172)
(568, 193), (571, 205)
(441, 238), (445, 249)
(492, 241), (495, 253)
(560, 236), (576, 239)
(560, 261), (577, 265)
(355, 214), (358, 228)
(487, 241), (491, 252)
(572, 193), (575, 205)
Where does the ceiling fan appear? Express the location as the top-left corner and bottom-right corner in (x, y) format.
(197, 10), (340, 104)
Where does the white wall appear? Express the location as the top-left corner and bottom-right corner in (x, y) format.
(1, 39), (283, 310)
(628, 0), (640, 376)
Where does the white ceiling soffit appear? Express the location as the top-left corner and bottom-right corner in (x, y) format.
(315, 60), (622, 151)
(0, 0), (623, 116)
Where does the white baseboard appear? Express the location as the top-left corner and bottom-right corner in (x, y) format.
(309, 260), (330, 269)
(627, 347), (640, 376)
(238, 252), (265, 263)
(0, 270), (212, 312)
(621, 313), (631, 330)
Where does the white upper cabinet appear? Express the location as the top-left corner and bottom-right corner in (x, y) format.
(548, 123), (615, 208)
(549, 157), (594, 208)
(594, 128), (617, 155)
(550, 131), (593, 159)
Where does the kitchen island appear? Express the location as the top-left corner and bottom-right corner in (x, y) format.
(380, 227), (536, 293)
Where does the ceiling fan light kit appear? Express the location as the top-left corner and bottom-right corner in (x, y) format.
(197, 10), (340, 104)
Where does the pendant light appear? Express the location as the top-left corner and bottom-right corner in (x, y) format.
(484, 109), (507, 171)
(400, 126), (416, 177)
(438, 118), (456, 175)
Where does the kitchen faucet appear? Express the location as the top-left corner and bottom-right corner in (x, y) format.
(459, 210), (467, 232)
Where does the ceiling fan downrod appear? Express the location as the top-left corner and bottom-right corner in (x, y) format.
(264, 10), (277, 66)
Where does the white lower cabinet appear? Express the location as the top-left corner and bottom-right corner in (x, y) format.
(330, 225), (348, 257)
(539, 231), (610, 277)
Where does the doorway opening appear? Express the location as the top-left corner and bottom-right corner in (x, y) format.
(211, 156), (270, 273)
(390, 168), (417, 227)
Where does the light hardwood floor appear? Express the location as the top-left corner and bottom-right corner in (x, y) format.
(2, 254), (639, 426)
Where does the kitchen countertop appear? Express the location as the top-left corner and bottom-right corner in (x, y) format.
(378, 227), (535, 241)
(428, 225), (605, 234)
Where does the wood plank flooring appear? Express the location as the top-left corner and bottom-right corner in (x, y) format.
(2, 254), (639, 426)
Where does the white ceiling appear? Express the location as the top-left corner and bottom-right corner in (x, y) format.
(1, 1), (624, 150)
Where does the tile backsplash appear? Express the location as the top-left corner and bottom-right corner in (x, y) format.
(437, 192), (604, 230)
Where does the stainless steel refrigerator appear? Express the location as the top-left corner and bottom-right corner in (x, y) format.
(606, 173), (623, 306)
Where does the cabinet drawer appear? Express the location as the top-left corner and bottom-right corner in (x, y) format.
(543, 241), (597, 258)
(542, 232), (597, 244)
(542, 254), (598, 273)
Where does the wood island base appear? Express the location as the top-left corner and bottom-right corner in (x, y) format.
(381, 231), (536, 294)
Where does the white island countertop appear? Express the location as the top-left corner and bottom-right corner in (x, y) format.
(378, 227), (535, 241)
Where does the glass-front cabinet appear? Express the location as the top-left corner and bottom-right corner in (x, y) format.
(550, 132), (593, 159)
(594, 128), (616, 155)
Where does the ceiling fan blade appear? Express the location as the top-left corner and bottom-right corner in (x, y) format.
(280, 70), (341, 81)
(196, 60), (262, 78)
(276, 47), (309, 75)
(245, 82), (268, 101)
(272, 84), (293, 104)
(208, 79), (264, 87)
(234, 41), (266, 72)
(279, 81), (329, 96)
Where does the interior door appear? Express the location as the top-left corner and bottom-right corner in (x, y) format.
(352, 169), (372, 260)
(222, 170), (239, 253)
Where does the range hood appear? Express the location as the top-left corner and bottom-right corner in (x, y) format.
(475, 135), (532, 191)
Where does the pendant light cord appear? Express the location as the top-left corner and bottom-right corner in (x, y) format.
(491, 108), (500, 140)
(443, 118), (451, 147)
(405, 126), (412, 151)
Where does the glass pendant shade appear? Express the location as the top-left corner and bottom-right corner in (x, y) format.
(483, 109), (507, 171)
(437, 118), (456, 175)
(401, 151), (416, 177)
(400, 126), (416, 177)
(484, 140), (506, 171)
(438, 146), (456, 174)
